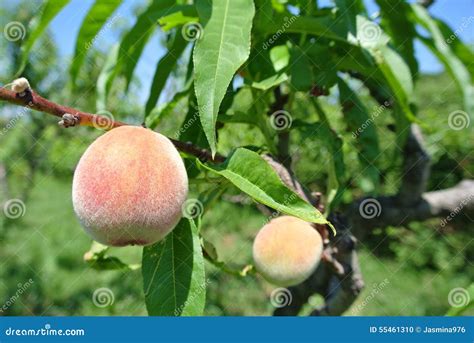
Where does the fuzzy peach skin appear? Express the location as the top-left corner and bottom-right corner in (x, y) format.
(72, 126), (188, 247)
(253, 216), (323, 287)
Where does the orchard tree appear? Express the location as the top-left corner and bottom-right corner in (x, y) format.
(0, 0), (473, 316)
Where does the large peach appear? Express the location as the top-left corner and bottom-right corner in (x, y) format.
(72, 126), (188, 246)
(253, 216), (323, 286)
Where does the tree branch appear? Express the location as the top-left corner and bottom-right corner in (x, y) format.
(0, 86), (225, 163)
(347, 124), (473, 236)
(397, 124), (430, 205)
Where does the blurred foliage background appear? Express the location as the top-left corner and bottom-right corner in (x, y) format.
(0, 0), (473, 316)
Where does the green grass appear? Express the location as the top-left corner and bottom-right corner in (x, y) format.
(1, 176), (471, 316)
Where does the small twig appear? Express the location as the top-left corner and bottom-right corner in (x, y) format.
(0, 84), (225, 163)
(202, 247), (254, 277)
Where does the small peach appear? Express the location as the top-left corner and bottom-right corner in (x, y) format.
(72, 126), (188, 247)
(253, 216), (323, 286)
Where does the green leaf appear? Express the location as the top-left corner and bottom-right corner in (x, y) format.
(193, 0), (255, 156)
(112, 0), (177, 91)
(158, 5), (198, 31)
(146, 87), (191, 129)
(434, 18), (474, 79)
(375, 0), (418, 75)
(69, 0), (122, 86)
(333, 0), (367, 38)
(142, 218), (206, 316)
(246, 45), (278, 83)
(411, 4), (474, 116)
(219, 87), (272, 142)
(144, 32), (188, 118)
(17, 0), (70, 74)
(96, 44), (119, 111)
(353, 15), (390, 49)
(262, 14), (344, 42)
(338, 78), (380, 189)
(305, 43), (338, 89)
(251, 72), (288, 90)
(290, 45), (313, 91)
(269, 45), (290, 72)
(198, 148), (333, 232)
(311, 100), (346, 209)
(330, 41), (377, 76)
(178, 88), (209, 150)
(374, 45), (418, 126)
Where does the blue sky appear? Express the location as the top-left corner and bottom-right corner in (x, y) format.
(45, 0), (474, 105)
